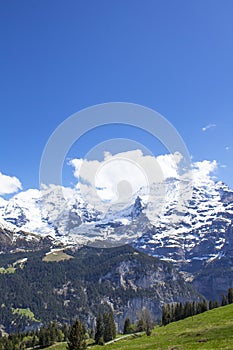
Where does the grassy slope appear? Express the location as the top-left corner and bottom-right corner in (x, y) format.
(42, 250), (74, 262)
(12, 307), (39, 322)
(45, 304), (233, 350)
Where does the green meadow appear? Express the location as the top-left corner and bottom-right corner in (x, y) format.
(45, 303), (233, 350)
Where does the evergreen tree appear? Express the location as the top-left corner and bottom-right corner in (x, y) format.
(209, 300), (213, 310)
(174, 303), (183, 321)
(201, 299), (208, 313)
(110, 311), (116, 339)
(162, 304), (171, 326)
(191, 301), (196, 317)
(62, 324), (69, 341)
(196, 302), (202, 314)
(183, 302), (192, 318)
(48, 322), (57, 343)
(196, 300), (208, 314)
(221, 294), (228, 306)
(31, 334), (37, 349)
(123, 317), (131, 334)
(228, 288), (233, 304)
(39, 328), (50, 348)
(67, 319), (87, 350)
(103, 311), (116, 342)
(95, 314), (104, 345)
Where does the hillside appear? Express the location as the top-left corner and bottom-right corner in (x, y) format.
(44, 304), (233, 349)
(0, 245), (200, 333)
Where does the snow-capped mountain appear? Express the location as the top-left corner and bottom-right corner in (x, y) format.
(0, 184), (148, 246)
(0, 178), (232, 266)
(134, 181), (233, 265)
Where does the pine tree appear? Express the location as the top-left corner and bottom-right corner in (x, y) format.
(184, 302), (192, 318)
(67, 319), (87, 350)
(209, 300), (213, 310)
(110, 311), (116, 339)
(95, 314), (104, 345)
(62, 324), (69, 341)
(48, 322), (57, 343)
(221, 294), (228, 306)
(103, 311), (116, 342)
(228, 288), (233, 304)
(174, 303), (182, 321)
(162, 304), (171, 326)
(39, 328), (49, 348)
(201, 299), (208, 313)
(192, 301), (196, 317)
(123, 317), (131, 334)
(31, 334), (37, 349)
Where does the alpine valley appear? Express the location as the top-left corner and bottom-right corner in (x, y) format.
(0, 173), (233, 333)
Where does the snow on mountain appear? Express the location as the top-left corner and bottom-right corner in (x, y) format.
(134, 180), (233, 264)
(0, 216), (16, 233)
(0, 177), (232, 264)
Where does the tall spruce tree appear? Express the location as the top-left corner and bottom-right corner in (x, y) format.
(103, 311), (116, 342)
(221, 294), (228, 306)
(123, 317), (131, 334)
(228, 288), (233, 304)
(95, 314), (104, 345)
(209, 300), (213, 310)
(162, 305), (169, 326)
(67, 319), (87, 350)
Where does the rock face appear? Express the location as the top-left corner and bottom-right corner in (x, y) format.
(89, 246), (201, 328)
(0, 217), (54, 253)
(192, 224), (233, 300)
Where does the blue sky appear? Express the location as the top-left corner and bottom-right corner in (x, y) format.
(0, 0), (232, 193)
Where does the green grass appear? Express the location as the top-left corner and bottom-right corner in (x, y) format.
(0, 258), (27, 274)
(12, 307), (40, 322)
(43, 250), (74, 262)
(0, 266), (16, 274)
(44, 304), (233, 349)
(42, 343), (67, 349)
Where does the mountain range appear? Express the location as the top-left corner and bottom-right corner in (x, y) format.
(0, 174), (233, 330)
(0, 176), (232, 266)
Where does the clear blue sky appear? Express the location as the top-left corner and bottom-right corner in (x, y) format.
(0, 0), (232, 190)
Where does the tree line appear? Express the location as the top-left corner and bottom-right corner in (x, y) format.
(123, 308), (154, 336)
(1, 288), (233, 349)
(68, 310), (118, 349)
(161, 288), (233, 326)
(0, 322), (69, 350)
(0, 310), (116, 350)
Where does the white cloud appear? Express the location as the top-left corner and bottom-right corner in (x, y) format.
(0, 172), (22, 195)
(69, 150), (186, 204)
(225, 146), (230, 151)
(191, 160), (217, 185)
(69, 150), (218, 214)
(202, 123), (216, 132)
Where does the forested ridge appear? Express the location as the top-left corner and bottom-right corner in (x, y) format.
(0, 245), (197, 333)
